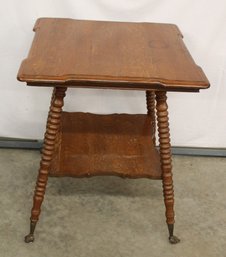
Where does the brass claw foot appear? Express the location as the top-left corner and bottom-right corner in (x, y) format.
(24, 220), (36, 243)
(167, 224), (180, 244)
(24, 233), (35, 243)
(169, 235), (180, 244)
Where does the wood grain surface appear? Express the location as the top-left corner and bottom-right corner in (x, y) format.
(17, 18), (209, 92)
(49, 112), (162, 179)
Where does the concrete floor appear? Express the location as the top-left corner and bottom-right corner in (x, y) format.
(0, 149), (226, 257)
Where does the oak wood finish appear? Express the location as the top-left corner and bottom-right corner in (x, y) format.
(17, 18), (209, 92)
(156, 91), (180, 244)
(49, 112), (161, 179)
(18, 18), (211, 244)
(146, 91), (156, 145)
(25, 87), (67, 243)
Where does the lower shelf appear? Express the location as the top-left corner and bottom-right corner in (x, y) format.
(49, 112), (162, 179)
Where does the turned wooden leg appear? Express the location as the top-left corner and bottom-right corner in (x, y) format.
(146, 91), (156, 145)
(25, 87), (67, 243)
(156, 91), (180, 244)
(39, 88), (57, 154)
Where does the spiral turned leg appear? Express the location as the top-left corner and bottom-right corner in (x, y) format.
(39, 88), (56, 154)
(156, 91), (180, 244)
(25, 87), (67, 243)
(146, 91), (156, 145)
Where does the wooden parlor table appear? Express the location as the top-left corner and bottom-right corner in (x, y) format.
(17, 18), (210, 244)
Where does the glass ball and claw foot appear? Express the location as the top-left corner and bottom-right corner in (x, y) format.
(24, 221), (36, 243)
(168, 224), (180, 244)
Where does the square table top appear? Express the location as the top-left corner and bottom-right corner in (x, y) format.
(17, 18), (209, 92)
